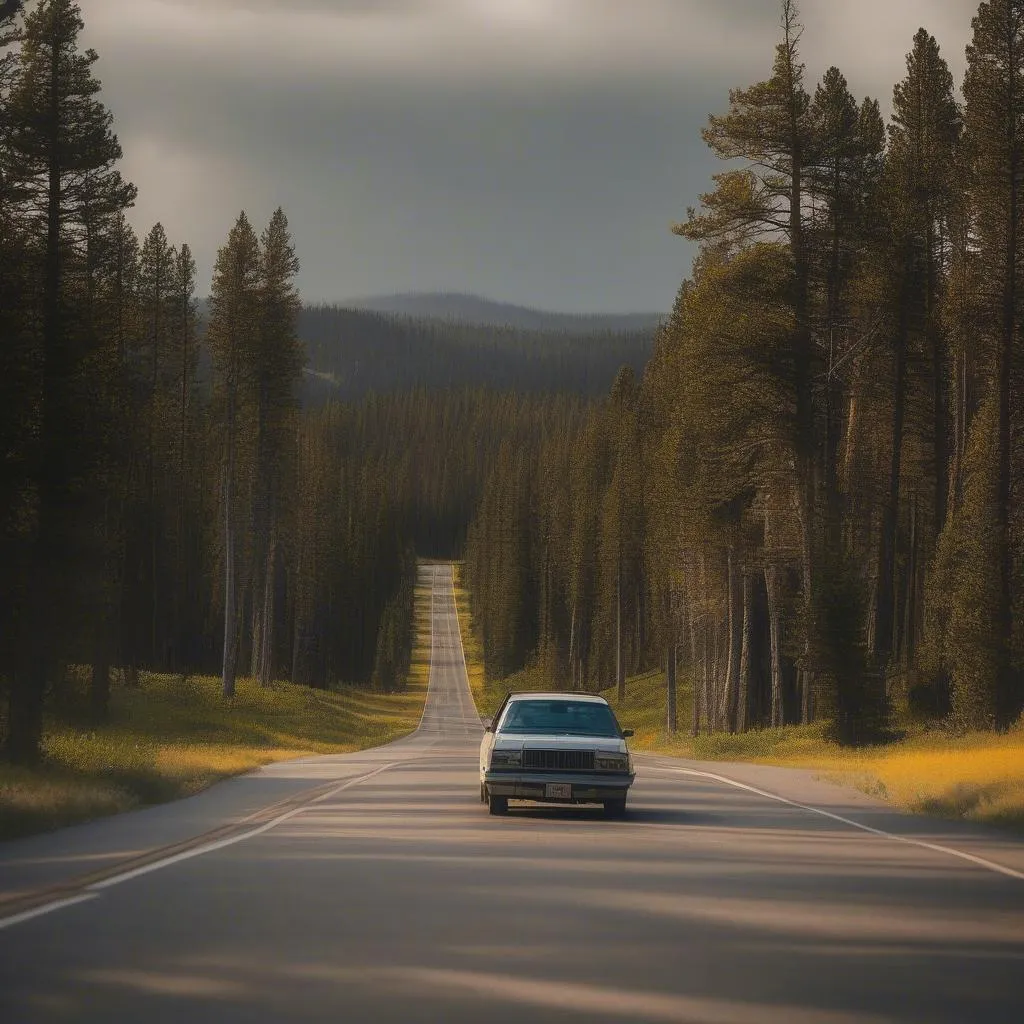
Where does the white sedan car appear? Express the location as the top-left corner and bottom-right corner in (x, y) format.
(480, 692), (635, 817)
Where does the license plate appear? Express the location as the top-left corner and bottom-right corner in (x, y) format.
(545, 783), (572, 800)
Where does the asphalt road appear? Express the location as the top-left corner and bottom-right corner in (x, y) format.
(1, 563), (1023, 1023)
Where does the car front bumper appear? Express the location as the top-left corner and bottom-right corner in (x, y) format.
(483, 770), (634, 804)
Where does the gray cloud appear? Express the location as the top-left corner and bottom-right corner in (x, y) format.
(80, 0), (976, 312)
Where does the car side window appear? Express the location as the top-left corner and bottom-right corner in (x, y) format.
(492, 696), (511, 732)
(495, 703), (515, 733)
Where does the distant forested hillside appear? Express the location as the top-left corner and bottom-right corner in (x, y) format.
(299, 304), (656, 401)
(343, 292), (663, 333)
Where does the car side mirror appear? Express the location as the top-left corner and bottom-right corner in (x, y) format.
(622, 729), (634, 738)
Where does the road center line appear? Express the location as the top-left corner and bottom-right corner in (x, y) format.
(0, 761), (400, 930)
(645, 764), (1024, 882)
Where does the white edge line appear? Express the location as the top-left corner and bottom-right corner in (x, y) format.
(646, 764), (1024, 882)
(0, 761), (399, 929)
(0, 893), (98, 932)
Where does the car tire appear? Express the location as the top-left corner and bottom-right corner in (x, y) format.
(603, 797), (627, 819)
(488, 792), (509, 815)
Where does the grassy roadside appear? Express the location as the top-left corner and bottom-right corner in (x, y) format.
(448, 577), (1024, 829)
(0, 576), (433, 841)
(451, 562), (490, 711)
(609, 670), (1024, 830)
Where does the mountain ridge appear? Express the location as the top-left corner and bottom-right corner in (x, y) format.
(338, 291), (664, 332)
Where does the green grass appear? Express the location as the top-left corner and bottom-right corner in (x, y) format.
(0, 580), (433, 841)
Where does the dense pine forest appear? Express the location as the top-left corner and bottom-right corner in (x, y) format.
(466, 1), (1024, 743)
(0, 0), (600, 763)
(299, 304), (654, 401)
(2, 0), (1023, 769)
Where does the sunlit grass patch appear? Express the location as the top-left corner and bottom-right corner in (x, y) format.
(845, 731), (1024, 828)
(0, 766), (133, 839)
(0, 576), (433, 841)
(452, 563), (492, 712)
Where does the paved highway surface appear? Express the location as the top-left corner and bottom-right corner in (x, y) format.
(1, 563), (1023, 1023)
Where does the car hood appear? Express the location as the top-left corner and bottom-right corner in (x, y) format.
(490, 734), (628, 754)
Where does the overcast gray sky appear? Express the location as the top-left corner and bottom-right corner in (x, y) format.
(81, 0), (974, 313)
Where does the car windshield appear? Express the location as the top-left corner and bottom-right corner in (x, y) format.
(499, 700), (621, 737)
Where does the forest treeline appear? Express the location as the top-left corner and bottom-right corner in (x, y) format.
(0, 0), (588, 763)
(466, 0), (1024, 742)
(4, 0), (1024, 764)
(299, 305), (654, 402)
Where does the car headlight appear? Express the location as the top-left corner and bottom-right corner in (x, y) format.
(490, 750), (522, 768)
(595, 752), (630, 772)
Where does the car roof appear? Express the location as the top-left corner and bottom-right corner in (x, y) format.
(505, 692), (610, 705)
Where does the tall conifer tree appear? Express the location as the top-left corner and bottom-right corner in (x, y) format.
(3, 0), (134, 760)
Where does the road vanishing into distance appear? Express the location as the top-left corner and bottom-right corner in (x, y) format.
(1, 563), (1023, 1023)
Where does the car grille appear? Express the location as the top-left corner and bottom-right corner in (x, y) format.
(522, 749), (595, 771)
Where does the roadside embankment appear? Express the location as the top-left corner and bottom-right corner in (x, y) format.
(609, 670), (1024, 830)
(0, 574), (433, 841)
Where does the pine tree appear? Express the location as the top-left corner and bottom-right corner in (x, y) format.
(208, 212), (260, 699)
(962, 0), (1024, 726)
(675, 0), (820, 719)
(869, 32), (961, 671)
(168, 242), (197, 671)
(137, 222), (176, 666)
(250, 209), (302, 686)
(3, 0), (134, 761)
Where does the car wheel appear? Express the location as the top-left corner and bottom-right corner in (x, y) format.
(603, 797), (627, 819)
(488, 792), (509, 815)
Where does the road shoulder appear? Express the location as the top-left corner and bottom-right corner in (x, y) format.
(638, 753), (1024, 880)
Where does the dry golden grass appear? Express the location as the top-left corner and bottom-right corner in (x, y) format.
(0, 581), (433, 841)
(825, 733), (1024, 827)
(607, 668), (1024, 830)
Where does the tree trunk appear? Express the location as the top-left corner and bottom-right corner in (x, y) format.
(901, 494), (919, 669)
(996, 176), (1018, 728)
(258, 531), (277, 687)
(872, 284), (910, 667)
(568, 594), (577, 690)
(688, 593), (701, 737)
(222, 378), (238, 699)
(666, 628), (678, 736)
(792, 482), (813, 725)
(148, 262), (163, 670)
(765, 564), (784, 728)
(929, 225), (949, 538)
(10, 31), (67, 765)
(951, 345), (969, 510)
(175, 289), (189, 674)
(615, 564), (625, 703)
(784, 0), (816, 726)
(723, 547), (742, 733)
(737, 570), (753, 733)
(702, 626), (712, 734)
